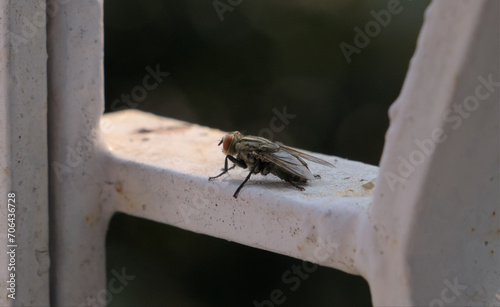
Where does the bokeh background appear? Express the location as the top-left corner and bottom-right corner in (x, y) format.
(104, 0), (430, 305)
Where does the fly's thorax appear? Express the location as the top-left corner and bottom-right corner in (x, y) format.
(222, 131), (242, 156)
(237, 151), (257, 167)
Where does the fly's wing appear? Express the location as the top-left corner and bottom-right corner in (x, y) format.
(259, 150), (315, 180)
(235, 136), (280, 153)
(235, 136), (323, 180)
(280, 145), (335, 168)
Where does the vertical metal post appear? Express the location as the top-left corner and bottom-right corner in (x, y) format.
(0, 0), (50, 305)
(47, 0), (112, 305)
(362, 0), (499, 305)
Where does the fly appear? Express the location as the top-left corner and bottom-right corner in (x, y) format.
(209, 131), (335, 198)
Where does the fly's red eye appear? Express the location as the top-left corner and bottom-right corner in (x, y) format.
(222, 134), (233, 153)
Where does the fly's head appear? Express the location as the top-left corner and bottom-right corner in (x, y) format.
(218, 131), (242, 156)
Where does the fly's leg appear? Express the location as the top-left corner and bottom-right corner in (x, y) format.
(228, 155), (247, 168)
(233, 161), (259, 198)
(285, 179), (305, 191)
(209, 156), (232, 181)
(314, 175), (321, 179)
(209, 155), (246, 181)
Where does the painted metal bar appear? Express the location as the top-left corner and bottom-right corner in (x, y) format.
(101, 110), (378, 276)
(0, 0), (50, 305)
(47, 0), (113, 305)
(361, 0), (499, 305)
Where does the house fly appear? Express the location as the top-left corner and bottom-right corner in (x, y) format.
(209, 131), (335, 198)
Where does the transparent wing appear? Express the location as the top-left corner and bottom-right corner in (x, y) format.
(235, 136), (280, 153)
(280, 145), (335, 168)
(259, 150), (315, 180)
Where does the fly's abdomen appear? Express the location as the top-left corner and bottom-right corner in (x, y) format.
(271, 167), (308, 183)
(251, 161), (272, 176)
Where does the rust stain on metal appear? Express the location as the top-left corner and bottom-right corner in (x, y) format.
(362, 181), (375, 190)
(334, 179), (377, 197)
(134, 125), (191, 134)
(85, 215), (98, 226)
(137, 128), (153, 134)
(115, 182), (123, 194)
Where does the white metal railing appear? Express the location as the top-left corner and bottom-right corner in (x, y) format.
(0, 0), (50, 305)
(0, 0), (498, 306)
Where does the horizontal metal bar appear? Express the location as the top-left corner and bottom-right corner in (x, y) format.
(101, 110), (378, 276)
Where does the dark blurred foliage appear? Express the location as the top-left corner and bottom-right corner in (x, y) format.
(107, 213), (372, 306)
(104, 0), (430, 306)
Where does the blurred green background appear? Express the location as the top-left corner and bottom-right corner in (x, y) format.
(104, 0), (430, 306)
